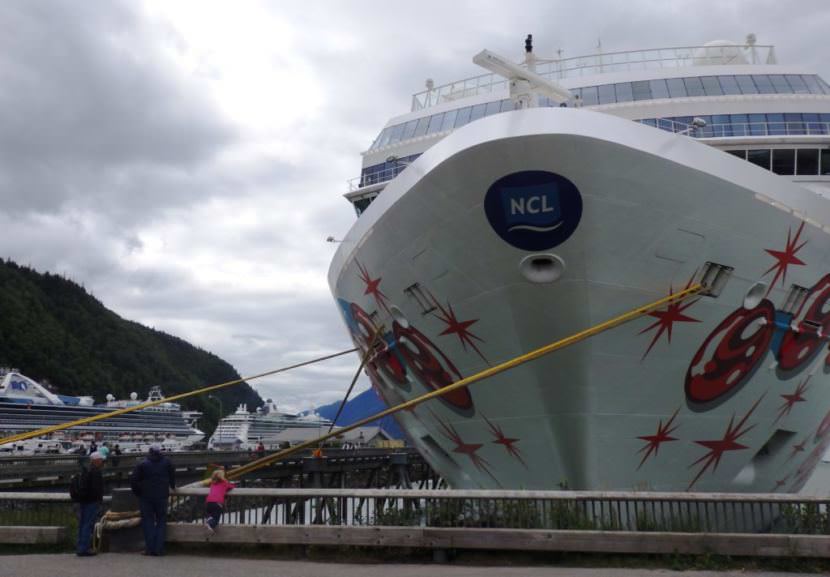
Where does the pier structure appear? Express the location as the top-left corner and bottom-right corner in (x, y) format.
(0, 448), (432, 490)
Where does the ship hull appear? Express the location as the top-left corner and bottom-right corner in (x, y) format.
(329, 107), (830, 493)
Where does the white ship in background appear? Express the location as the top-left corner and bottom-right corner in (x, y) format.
(208, 399), (332, 450)
(0, 369), (204, 454)
(329, 35), (830, 492)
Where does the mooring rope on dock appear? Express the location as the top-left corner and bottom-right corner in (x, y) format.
(217, 283), (704, 483)
(0, 348), (358, 446)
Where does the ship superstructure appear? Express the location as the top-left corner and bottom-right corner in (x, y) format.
(208, 399), (332, 450)
(329, 36), (830, 492)
(0, 369), (204, 452)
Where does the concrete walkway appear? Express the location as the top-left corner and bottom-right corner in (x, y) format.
(0, 554), (813, 577)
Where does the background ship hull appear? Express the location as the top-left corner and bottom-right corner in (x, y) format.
(329, 108), (830, 492)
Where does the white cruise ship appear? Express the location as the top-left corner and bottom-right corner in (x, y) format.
(208, 399), (332, 450)
(0, 369), (204, 452)
(328, 36), (830, 493)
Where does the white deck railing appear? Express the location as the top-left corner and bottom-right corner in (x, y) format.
(412, 44), (776, 111)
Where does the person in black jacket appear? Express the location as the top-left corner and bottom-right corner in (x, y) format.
(77, 452), (105, 557)
(130, 444), (175, 556)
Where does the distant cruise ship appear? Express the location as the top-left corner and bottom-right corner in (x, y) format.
(0, 369), (204, 453)
(329, 36), (830, 493)
(208, 400), (332, 450)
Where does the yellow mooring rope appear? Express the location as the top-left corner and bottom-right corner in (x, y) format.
(0, 348), (358, 446)
(221, 283), (704, 483)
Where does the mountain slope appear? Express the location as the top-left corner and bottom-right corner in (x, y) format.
(315, 387), (404, 439)
(0, 259), (261, 433)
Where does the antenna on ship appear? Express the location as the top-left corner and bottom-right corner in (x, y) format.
(473, 36), (572, 108)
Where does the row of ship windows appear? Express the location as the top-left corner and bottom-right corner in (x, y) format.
(727, 148), (830, 176)
(641, 112), (830, 136)
(369, 74), (830, 151)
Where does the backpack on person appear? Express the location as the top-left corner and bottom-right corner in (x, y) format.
(69, 469), (89, 502)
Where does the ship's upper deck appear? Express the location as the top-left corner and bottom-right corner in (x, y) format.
(411, 42), (780, 111)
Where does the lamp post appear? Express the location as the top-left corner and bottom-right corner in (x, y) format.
(208, 394), (223, 419)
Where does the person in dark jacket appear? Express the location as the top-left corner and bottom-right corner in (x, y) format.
(130, 444), (175, 556)
(77, 452), (105, 556)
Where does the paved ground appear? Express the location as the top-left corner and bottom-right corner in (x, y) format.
(0, 555), (815, 577)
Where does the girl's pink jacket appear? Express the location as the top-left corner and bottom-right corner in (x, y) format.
(206, 479), (235, 504)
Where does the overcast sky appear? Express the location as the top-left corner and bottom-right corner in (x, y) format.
(1, 0), (828, 413)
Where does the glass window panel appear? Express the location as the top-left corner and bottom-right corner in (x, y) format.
(581, 86), (599, 105)
(736, 75), (758, 94)
(821, 77), (830, 93)
(772, 149), (795, 175)
(649, 79), (669, 99)
(797, 149), (819, 175)
(822, 150), (830, 175)
(684, 77), (706, 97)
(748, 149), (771, 170)
(769, 75), (791, 93)
(387, 123), (405, 145)
(785, 75), (810, 94)
(753, 75), (775, 94)
(726, 150), (747, 160)
(701, 76), (723, 95)
(748, 113), (767, 136)
(598, 84), (616, 104)
(413, 116), (430, 137)
(426, 112), (445, 135)
(767, 113), (785, 136)
(469, 103), (487, 122)
(641, 118), (657, 127)
(454, 106), (472, 128)
(376, 126), (394, 148)
(402, 119), (419, 140)
(784, 113), (805, 135)
(440, 109), (458, 131)
(484, 101), (501, 117)
(730, 114), (749, 136)
(718, 75), (741, 95)
(630, 81), (650, 101)
(803, 75), (826, 94)
(615, 82), (633, 103)
(821, 114), (830, 123)
(499, 99), (514, 112)
(666, 78), (687, 98)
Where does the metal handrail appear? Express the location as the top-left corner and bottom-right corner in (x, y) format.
(412, 44), (776, 110)
(645, 119), (830, 137)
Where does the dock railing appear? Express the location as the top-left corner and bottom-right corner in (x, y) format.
(2, 489), (830, 555)
(167, 488), (830, 535)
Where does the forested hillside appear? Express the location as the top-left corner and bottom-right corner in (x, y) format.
(0, 259), (261, 434)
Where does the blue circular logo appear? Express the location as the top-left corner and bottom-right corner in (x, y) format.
(483, 170), (583, 251)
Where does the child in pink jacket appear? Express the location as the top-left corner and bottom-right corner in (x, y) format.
(205, 467), (235, 534)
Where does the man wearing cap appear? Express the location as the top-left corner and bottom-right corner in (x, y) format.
(130, 444), (175, 556)
(77, 452), (105, 556)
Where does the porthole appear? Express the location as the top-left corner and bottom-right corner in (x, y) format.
(519, 254), (565, 284)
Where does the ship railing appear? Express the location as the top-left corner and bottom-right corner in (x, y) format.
(644, 118), (830, 137)
(347, 163), (409, 193)
(163, 488), (830, 535)
(412, 44), (776, 111)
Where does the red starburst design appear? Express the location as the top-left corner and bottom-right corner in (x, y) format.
(763, 221), (807, 296)
(482, 414), (527, 468)
(356, 260), (390, 312)
(785, 437), (808, 463)
(772, 476), (789, 492)
(773, 376), (810, 425)
(636, 409), (680, 470)
(431, 411), (497, 484)
(426, 291), (488, 364)
(639, 276), (700, 360)
(687, 395), (764, 490)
